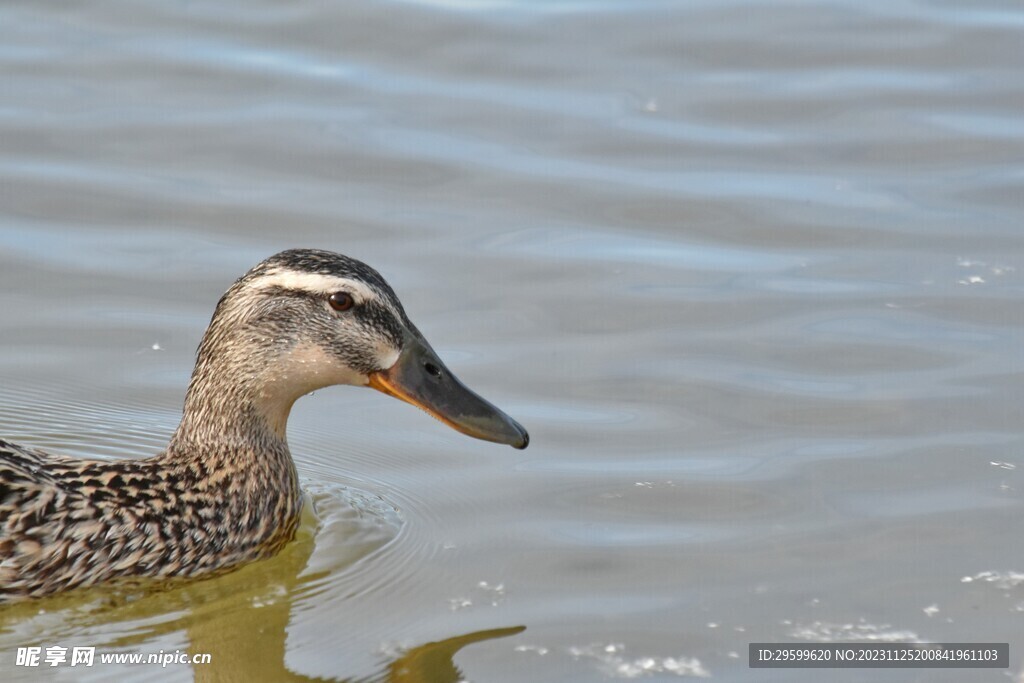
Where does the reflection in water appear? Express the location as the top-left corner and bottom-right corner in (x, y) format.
(381, 626), (526, 683)
(0, 497), (517, 681)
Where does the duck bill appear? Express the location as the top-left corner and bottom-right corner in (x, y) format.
(367, 333), (529, 450)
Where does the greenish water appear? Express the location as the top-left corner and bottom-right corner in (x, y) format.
(1, 0), (1023, 681)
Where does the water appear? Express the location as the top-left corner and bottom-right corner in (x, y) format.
(1, 0), (1023, 681)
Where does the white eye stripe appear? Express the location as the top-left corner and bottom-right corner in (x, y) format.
(254, 270), (378, 304)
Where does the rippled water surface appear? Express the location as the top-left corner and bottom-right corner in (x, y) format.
(1, 1), (1023, 681)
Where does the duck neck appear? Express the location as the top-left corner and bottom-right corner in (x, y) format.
(167, 377), (293, 463)
(165, 328), (299, 469)
(163, 357), (302, 539)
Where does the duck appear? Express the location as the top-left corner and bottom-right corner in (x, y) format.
(0, 249), (528, 602)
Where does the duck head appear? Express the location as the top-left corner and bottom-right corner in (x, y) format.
(185, 249), (528, 450)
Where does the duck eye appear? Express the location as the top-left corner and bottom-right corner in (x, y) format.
(329, 292), (355, 312)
